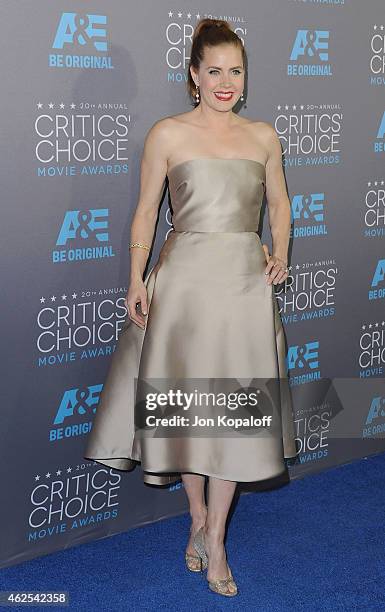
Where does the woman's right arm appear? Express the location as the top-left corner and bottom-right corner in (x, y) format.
(125, 119), (170, 329)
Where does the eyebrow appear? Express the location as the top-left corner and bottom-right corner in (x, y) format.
(206, 65), (243, 70)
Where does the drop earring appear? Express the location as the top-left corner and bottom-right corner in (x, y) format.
(195, 84), (200, 104)
(240, 91), (244, 101)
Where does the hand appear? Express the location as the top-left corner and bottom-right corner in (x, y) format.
(262, 244), (289, 285)
(124, 281), (148, 329)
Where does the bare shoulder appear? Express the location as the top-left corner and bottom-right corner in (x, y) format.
(144, 112), (194, 158)
(141, 116), (177, 168)
(260, 121), (279, 140)
(247, 120), (278, 142)
(144, 116), (175, 146)
(150, 111), (196, 132)
(166, 110), (196, 124)
(251, 121), (282, 157)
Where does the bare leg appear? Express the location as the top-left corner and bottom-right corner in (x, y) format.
(181, 473), (207, 557)
(204, 476), (237, 592)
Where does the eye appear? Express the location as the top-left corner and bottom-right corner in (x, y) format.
(208, 69), (243, 75)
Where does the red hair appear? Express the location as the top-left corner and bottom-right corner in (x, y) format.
(187, 18), (247, 105)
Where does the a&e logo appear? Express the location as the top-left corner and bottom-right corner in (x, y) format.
(50, 384), (103, 442)
(287, 341), (321, 385)
(288, 29), (332, 76)
(369, 259), (385, 301)
(50, 13), (114, 69)
(291, 192), (327, 238)
(53, 208), (115, 263)
(363, 395), (385, 438)
(375, 109), (385, 153)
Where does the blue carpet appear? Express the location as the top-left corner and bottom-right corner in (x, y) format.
(1, 453), (385, 611)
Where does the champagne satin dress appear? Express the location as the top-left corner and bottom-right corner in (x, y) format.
(84, 158), (297, 485)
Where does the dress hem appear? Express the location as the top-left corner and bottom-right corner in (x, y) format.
(84, 454), (293, 484)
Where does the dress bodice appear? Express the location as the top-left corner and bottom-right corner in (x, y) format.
(167, 158), (266, 232)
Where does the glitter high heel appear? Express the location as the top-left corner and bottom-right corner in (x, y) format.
(193, 527), (238, 597)
(185, 551), (205, 572)
(189, 526), (208, 571)
(185, 525), (208, 572)
(207, 564), (238, 597)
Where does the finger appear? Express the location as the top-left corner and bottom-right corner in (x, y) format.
(127, 297), (144, 320)
(273, 269), (289, 285)
(131, 314), (145, 329)
(128, 302), (145, 328)
(135, 300), (147, 323)
(140, 295), (148, 316)
(265, 258), (279, 279)
(134, 302), (146, 325)
(272, 271), (286, 285)
(266, 263), (281, 284)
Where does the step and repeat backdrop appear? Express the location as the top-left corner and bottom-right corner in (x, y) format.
(1, 0), (385, 568)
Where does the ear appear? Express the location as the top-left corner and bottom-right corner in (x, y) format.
(189, 66), (198, 86)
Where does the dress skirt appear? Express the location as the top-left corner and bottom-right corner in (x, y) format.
(84, 229), (297, 486)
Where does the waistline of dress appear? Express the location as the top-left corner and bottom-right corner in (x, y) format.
(170, 229), (259, 234)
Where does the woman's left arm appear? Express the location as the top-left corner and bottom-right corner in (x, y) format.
(263, 124), (291, 285)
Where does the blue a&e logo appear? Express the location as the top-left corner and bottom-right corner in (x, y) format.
(50, 384), (102, 442)
(287, 341), (321, 385)
(52, 13), (107, 51)
(57, 209), (109, 245)
(288, 29), (332, 76)
(375, 110), (385, 153)
(50, 13), (114, 69)
(362, 396), (385, 438)
(53, 208), (115, 263)
(54, 385), (102, 424)
(291, 193), (327, 238)
(369, 259), (385, 301)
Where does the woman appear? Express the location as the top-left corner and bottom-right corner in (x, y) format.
(84, 18), (296, 598)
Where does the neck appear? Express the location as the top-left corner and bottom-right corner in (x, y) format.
(195, 102), (237, 130)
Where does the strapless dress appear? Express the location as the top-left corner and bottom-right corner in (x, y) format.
(84, 158), (297, 485)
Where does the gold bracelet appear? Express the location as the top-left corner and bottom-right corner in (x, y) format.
(129, 242), (150, 251)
